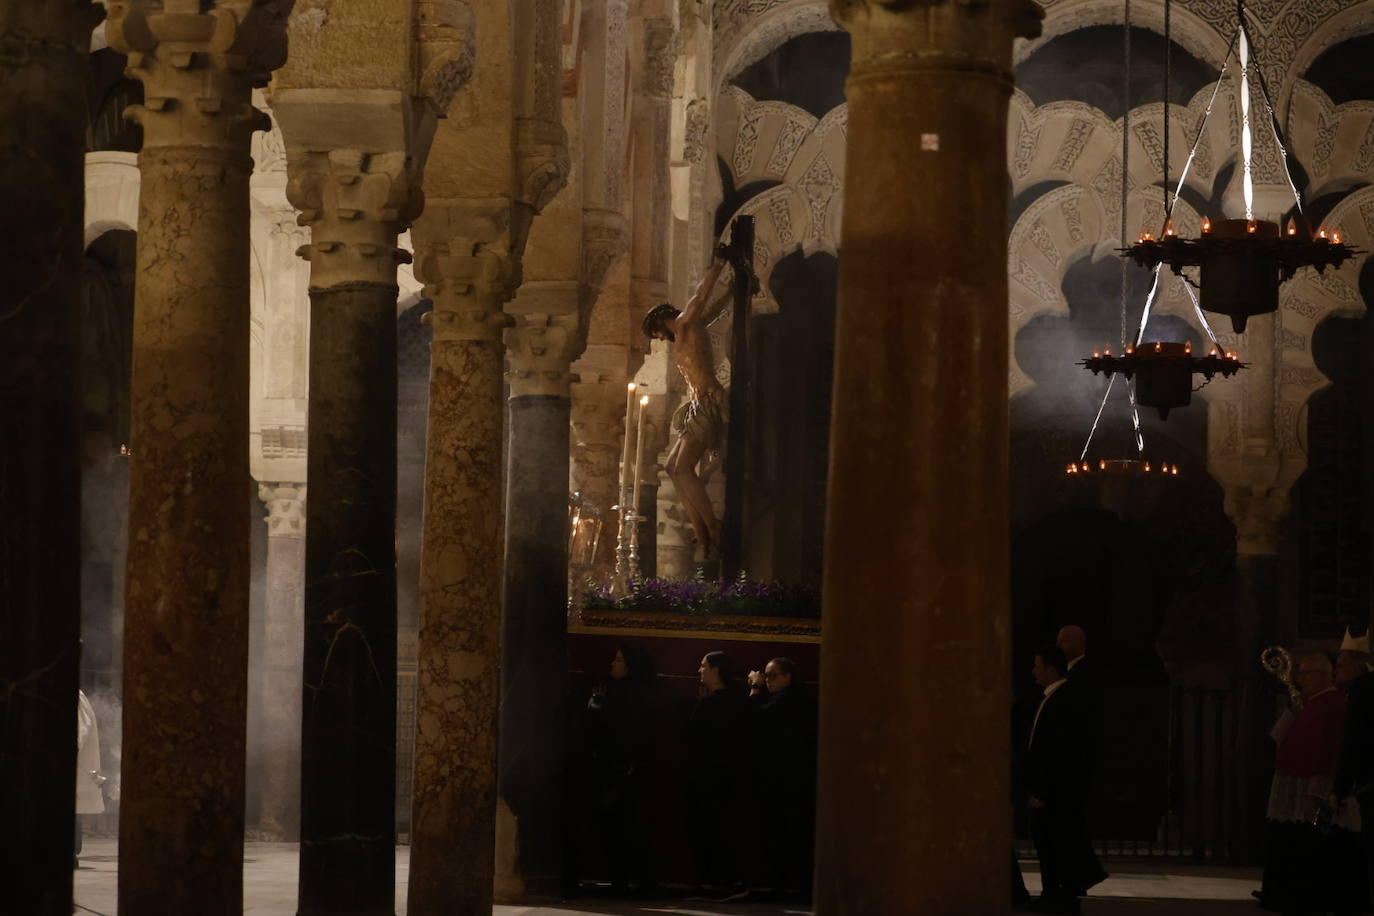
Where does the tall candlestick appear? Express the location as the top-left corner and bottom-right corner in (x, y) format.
(627, 394), (649, 581)
(617, 382), (636, 510)
(631, 394), (649, 515)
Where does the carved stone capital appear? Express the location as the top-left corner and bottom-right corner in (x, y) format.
(258, 481), (306, 537)
(506, 311), (580, 398)
(515, 117), (571, 214)
(1223, 485), (1289, 557)
(105, 2), (279, 152)
(831, 0), (1042, 74)
(417, 0), (476, 116)
(286, 149), (418, 289)
(640, 18), (676, 101)
(582, 208), (627, 296)
(413, 200), (518, 343)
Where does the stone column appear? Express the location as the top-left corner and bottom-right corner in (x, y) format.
(105, 3), (285, 911)
(814, 0), (1040, 912)
(497, 287), (580, 901)
(0, 3), (100, 912)
(254, 482), (305, 840)
(570, 380), (627, 587)
(406, 202), (514, 915)
(628, 15), (675, 325)
(1210, 308), (1294, 865)
(284, 146), (416, 914)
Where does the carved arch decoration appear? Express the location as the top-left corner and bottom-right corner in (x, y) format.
(1290, 3), (1374, 91)
(1032, 0), (1374, 111)
(1007, 83), (1236, 205)
(714, 86), (845, 314)
(712, 0), (838, 91)
(1268, 184), (1373, 455)
(1005, 183), (1205, 399)
(1286, 79), (1374, 197)
(84, 152), (140, 247)
(1018, 0), (1232, 70)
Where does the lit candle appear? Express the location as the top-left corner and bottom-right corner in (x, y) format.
(618, 382), (636, 509)
(1333, 231), (1343, 244)
(1202, 217), (1212, 233)
(631, 394), (650, 518)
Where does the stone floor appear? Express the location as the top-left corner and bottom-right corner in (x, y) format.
(73, 840), (1264, 915)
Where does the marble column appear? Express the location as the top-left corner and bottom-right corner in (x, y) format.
(814, 0), (1040, 912)
(287, 148), (416, 915)
(254, 482), (306, 840)
(0, 3), (100, 912)
(105, 3), (284, 911)
(497, 288), (580, 901)
(406, 202), (514, 915)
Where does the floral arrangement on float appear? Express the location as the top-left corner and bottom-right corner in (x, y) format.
(574, 577), (821, 635)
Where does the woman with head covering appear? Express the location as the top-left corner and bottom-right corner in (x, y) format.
(584, 643), (659, 895)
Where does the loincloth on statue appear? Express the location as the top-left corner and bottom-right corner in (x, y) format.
(671, 386), (729, 452)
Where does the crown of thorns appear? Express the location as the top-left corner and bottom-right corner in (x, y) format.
(641, 303), (679, 337)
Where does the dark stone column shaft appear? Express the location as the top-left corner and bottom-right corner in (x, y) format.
(815, 1), (1040, 912)
(0, 5), (96, 912)
(299, 283), (398, 916)
(498, 393), (572, 900)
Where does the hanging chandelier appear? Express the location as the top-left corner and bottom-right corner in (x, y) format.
(1124, 217), (1358, 333)
(1120, 0), (1360, 333)
(1080, 341), (1245, 419)
(1064, 458), (1180, 478)
(1077, 0), (1251, 428)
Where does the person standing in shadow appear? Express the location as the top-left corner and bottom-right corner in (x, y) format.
(585, 642), (659, 895)
(685, 651), (749, 900)
(1026, 645), (1103, 915)
(746, 657), (817, 903)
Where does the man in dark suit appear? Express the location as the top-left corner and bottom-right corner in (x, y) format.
(746, 657), (817, 902)
(1056, 625), (1106, 897)
(1057, 625), (1097, 698)
(1027, 645), (1103, 915)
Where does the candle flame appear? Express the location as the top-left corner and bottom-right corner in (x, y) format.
(1126, 345), (1134, 355)
(1247, 220), (1257, 234)
(1334, 231), (1343, 244)
(639, 395), (649, 406)
(1319, 227), (1329, 239)
(1202, 217), (1212, 233)
(1287, 218), (1297, 236)
(1099, 460), (1106, 471)
(627, 381), (637, 390)
(1164, 219), (1176, 237)
(1144, 462), (1151, 472)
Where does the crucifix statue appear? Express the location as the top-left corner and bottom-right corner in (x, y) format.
(640, 221), (756, 563)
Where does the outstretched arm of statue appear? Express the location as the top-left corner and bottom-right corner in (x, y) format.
(700, 287), (734, 326)
(679, 251), (729, 326)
